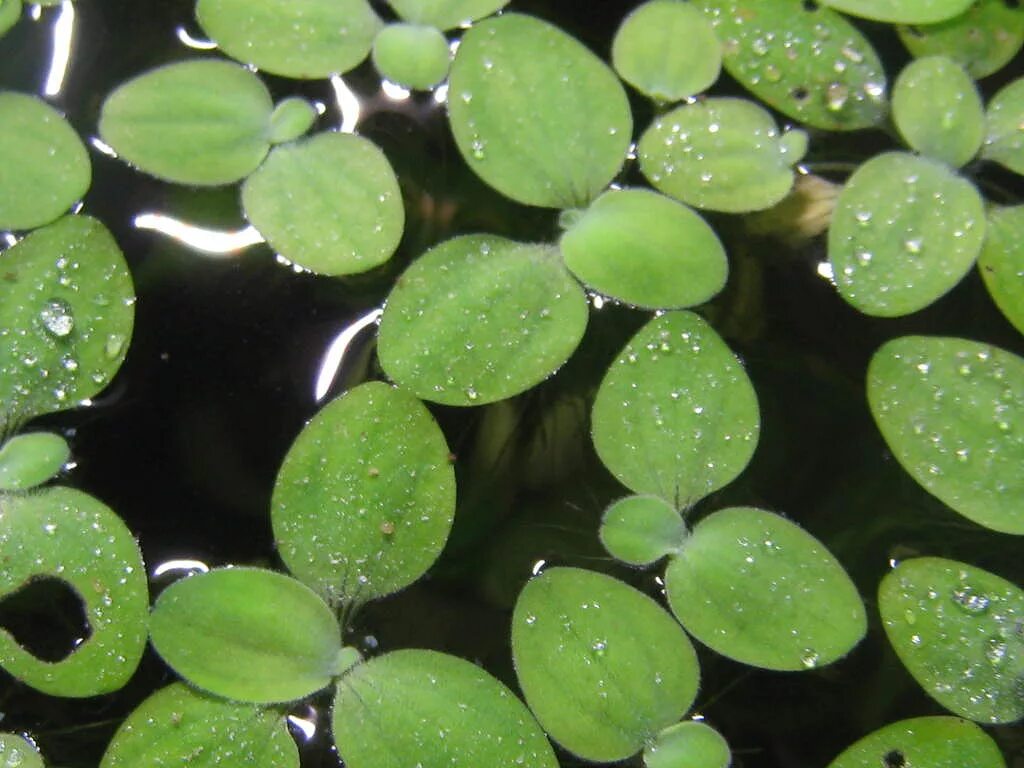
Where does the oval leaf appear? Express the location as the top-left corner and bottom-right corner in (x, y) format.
(0, 432), (69, 491)
(600, 494), (687, 566)
(378, 235), (588, 406)
(372, 23), (450, 90)
(826, 716), (1005, 768)
(591, 311), (760, 508)
(983, 76), (1024, 176)
(241, 132), (403, 276)
(447, 13), (631, 208)
(645, 721), (731, 768)
(388, 0), (508, 29)
(512, 567), (699, 762)
(0, 734), (42, 768)
(665, 507), (866, 671)
(272, 382), (456, 602)
(978, 205), (1024, 336)
(867, 335), (1024, 535)
(879, 557), (1024, 724)
(267, 97), (317, 145)
(821, 0), (972, 23)
(828, 151), (986, 317)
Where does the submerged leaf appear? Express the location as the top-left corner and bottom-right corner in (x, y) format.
(826, 716), (1005, 768)
(978, 205), (1024, 336)
(820, 0), (972, 23)
(388, 0), (508, 30)
(599, 494), (686, 566)
(372, 23), (450, 90)
(983, 76), (1024, 176)
(645, 721), (731, 768)
(0, 432), (70, 491)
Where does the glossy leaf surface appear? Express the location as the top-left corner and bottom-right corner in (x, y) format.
(826, 716), (1005, 768)
(645, 721), (731, 768)
(372, 23), (450, 90)
(388, 0), (508, 29)
(600, 494), (686, 566)
(0, 432), (69, 491)
(0, 734), (42, 768)
(512, 567), (699, 762)
(978, 205), (1024, 336)
(983, 77), (1024, 176)
(820, 0), (972, 23)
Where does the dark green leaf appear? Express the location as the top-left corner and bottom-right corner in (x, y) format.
(820, 0), (972, 23)
(983, 77), (1024, 176)
(388, 0), (508, 29)
(978, 205), (1024, 336)
(599, 495), (686, 566)
(0, 432), (69, 491)
(372, 23), (450, 90)
(645, 721), (731, 768)
(826, 716), (1005, 768)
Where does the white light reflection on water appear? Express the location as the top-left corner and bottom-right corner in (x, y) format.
(152, 558), (210, 578)
(175, 25), (217, 50)
(381, 79), (411, 101)
(314, 308), (382, 402)
(816, 261), (836, 284)
(330, 75), (361, 133)
(43, 1), (74, 97)
(134, 213), (264, 255)
(287, 714), (317, 741)
(433, 83), (449, 105)
(90, 136), (117, 157)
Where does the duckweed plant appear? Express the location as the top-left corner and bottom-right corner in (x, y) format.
(0, 0), (1022, 766)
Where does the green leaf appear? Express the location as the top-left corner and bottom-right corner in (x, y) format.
(0, 432), (69, 491)
(101, 683), (298, 768)
(333, 649), (558, 768)
(982, 76), (1024, 176)
(272, 382), (456, 602)
(828, 152), (986, 317)
(644, 721), (731, 768)
(195, 0), (380, 79)
(241, 132), (403, 277)
(638, 98), (806, 213)
(267, 98), (317, 145)
(447, 13), (631, 208)
(979, 205), (1024, 336)
(820, 0), (972, 23)
(879, 557), (1024, 724)
(99, 60), (274, 186)
(511, 567), (699, 762)
(699, 0), (887, 131)
(559, 188), (728, 309)
(826, 716), (1005, 768)
(892, 56), (984, 168)
(599, 495), (686, 566)
(0, 215), (134, 432)
(0, 92), (90, 231)
(149, 567), (343, 704)
(372, 23), (450, 90)
(867, 335), (1024, 535)
(387, 0), (509, 31)
(0, 1), (21, 39)
(612, 1), (721, 102)
(665, 507), (866, 671)
(378, 235), (588, 406)
(898, 0), (1024, 80)
(0, 487), (148, 697)
(0, 733), (43, 768)
(591, 311), (759, 508)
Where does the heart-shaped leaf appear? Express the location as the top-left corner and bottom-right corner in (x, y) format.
(599, 494), (686, 566)
(387, 0), (508, 30)
(820, 0), (972, 23)
(826, 716), (1005, 768)
(978, 205), (1024, 336)
(0, 432), (69, 491)
(372, 23), (450, 90)
(982, 76), (1024, 176)
(645, 721), (731, 768)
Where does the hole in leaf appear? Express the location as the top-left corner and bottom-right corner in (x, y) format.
(791, 86), (810, 102)
(0, 577), (91, 662)
(1005, 0), (1020, 9)
(802, 0), (819, 10)
(882, 749), (907, 768)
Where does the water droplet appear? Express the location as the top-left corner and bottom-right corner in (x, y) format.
(826, 83), (849, 111)
(591, 639), (607, 655)
(524, 614), (536, 626)
(764, 64), (781, 82)
(951, 586), (990, 615)
(904, 237), (923, 255)
(40, 298), (75, 338)
(465, 386), (479, 401)
(855, 248), (873, 266)
(105, 333), (126, 359)
(854, 209), (872, 225)
(800, 649), (819, 669)
(751, 37), (769, 56)
(985, 637), (1008, 666)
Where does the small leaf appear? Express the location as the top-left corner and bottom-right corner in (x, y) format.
(665, 507), (866, 671)
(867, 335), (1024, 535)
(0, 91), (90, 231)
(978, 205), (1024, 336)
(638, 98), (806, 213)
(599, 495), (686, 566)
(241, 132), (403, 276)
(828, 151), (986, 317)
(378, 235), (588, 406)
(267, 98), (317, 145)
(101, 683), (298, 768)
(0, 432), (69, 491)
(333, 649), (558, 768)
(0, 733), (43, 768)
(612, 1), (721, 102)
(0, 0), (21, 39)
(99, 60), (274, 186)
(820, 0), (972, 23)
(272, 382), (455, 603)
(196, 0), (380, 79)
(512, 567), (699, 762)
(879, 557), (1024, 724)
(892, 56), (984, 168)
(559, 188), (728, 309)
(372, 23), (450, 90)
(982, 76), (1024, 176)
(0, 487), (148, 697)
(447, 13), (632, 208)
(591, 311), (759, 508)
(645, 721), (731, 768)
(388, 0), (508, 30)
(149, 567), (343, 704)
(826, 716), (1005, 768)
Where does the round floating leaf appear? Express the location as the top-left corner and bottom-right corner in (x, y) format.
(591, 311), (759, 508)
(867, 335), (1024, 535)
(272, 382), (455, 602)
(899, 0), (1024, 80)
(879, 557), (1024, 724)
(699, 0), (887, 131)
(267, 98), (317, 145)
(388, 0), (507, 29)
(0, 216), (135, 430)
(983, 77), (1024, 176)
(0, 487), (148, 697)
(820, 0), (972, 23)
(612, 1), (721, 102)
(892, 56), (983, 167)
(600, 495), (686, 566)
(665, 507), (866, 671)
(979, 205), (1024, 335)
(101, 683), (298, 768)
(99, 60), (274, 186)
(378, 235), (588, 406)
(559, 188), (728, 309)
(645, 721), (731, 768)
(512, 568), (699, 762)
(0, 92), (90, 231)
(0, 1), (21, 38)
(638, 98), (806, 213)
(241, 132), (403, 276)
(826, 716), (1005, 768)
(447, 13), (631, 208)
(372, 23), (450, 90)
(149, 567), (343, 704)
(0, 432), (69, 491)
(0, 734), (42, 768)
(828, 152), (986, 317)
(196, 0), (380, 79)
(333, 649), (558, 768)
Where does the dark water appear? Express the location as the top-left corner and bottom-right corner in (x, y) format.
(1, 1), (1023, 766)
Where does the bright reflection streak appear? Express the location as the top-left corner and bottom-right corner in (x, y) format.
(134, 213), (264, 255)
(816, 261), (836, 284)
(152, 559), (210, 578)
(432, 83), (449, 105)
(381, 79), (410, 101)
(90, 136), (117, 157)
(287, 715), (317, 741)
(531, 559), (546, 576)
(43, 1), (74, 97)
(314, 308), (382, 402)
(29, 4), (41, 21)
(175, 25), (217, 50)
(330, 75), (361, 133)
(2, 233), (18, 247)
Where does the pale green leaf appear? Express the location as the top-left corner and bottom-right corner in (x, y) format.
(826, 716), (1005, 768)
(983, 76), (1024, 176)
(267, 98), (317, 145)
(599, 495), (686, 566)
(645, 721), (731, 768)
(0, 734), (42, 768)
(388, 0), (508, 29)
(0, 432), (69, 491)
(0, 0), (21, 38)
(372, 23), (450, 90)
(978, 205), (1024, 336)
(820, 0), (973, 23)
